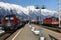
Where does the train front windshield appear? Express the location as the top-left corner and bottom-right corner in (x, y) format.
(5, 17), (14, 23)
(5, 17), (14, 27)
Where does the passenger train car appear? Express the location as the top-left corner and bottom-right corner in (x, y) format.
(1, 15), (26, 31)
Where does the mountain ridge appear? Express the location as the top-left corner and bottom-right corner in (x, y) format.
(0, 2), (59, 20)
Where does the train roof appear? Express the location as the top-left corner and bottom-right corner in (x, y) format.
(5, 14), (15, 17)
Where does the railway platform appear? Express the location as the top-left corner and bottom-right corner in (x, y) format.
(6, 24), (40, 40)
(6, 24), (61, 40)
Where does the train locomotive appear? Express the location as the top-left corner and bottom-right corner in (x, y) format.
(43, 17), (59, 27)
(31, 17), (59, 28)
(2, 15), (24, 31)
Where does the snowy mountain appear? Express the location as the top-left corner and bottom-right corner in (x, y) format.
(0, 2), (59, 20)
(26, 6), (58, 20)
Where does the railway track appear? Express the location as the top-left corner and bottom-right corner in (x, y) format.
(0, 32), (13, 40)
(0, 25), (25, 40)
(41, 25), (61, 33)
(0, 28), (23, 40)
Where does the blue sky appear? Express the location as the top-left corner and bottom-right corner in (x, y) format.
(0, 0), (61, 11)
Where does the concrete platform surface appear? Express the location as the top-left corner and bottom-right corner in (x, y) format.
(7, 24), (40, 40)
(14, 24), (39, 40)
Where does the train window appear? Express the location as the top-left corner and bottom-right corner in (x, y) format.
(10, 18), (14, 22)
(5, 17), (9, 20)
(10, 17), (14, 20)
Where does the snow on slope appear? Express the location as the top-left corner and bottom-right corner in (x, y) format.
(26, 6), (58, 16)
(0, 2), (26, 15)
(0, 2), (58, 19)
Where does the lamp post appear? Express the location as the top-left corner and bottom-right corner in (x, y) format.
(58, 0), (60, 28)
(35, 6), (40, 24)
(41, 5), (46, 24)
(28, 7), (31, 25)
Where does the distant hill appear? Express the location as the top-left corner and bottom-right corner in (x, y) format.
(0, 2), (59, 20)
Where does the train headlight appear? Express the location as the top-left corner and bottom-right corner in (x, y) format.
(10, 17), (14, 20)
(5, 17), (9, 20)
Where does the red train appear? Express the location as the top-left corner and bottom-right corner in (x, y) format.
(43, 17), (59, 27)
(1, 15), (25, 31)
(31, 17), (59, 27)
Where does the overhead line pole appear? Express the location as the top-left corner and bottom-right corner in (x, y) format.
(58, 0), (60, 28)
